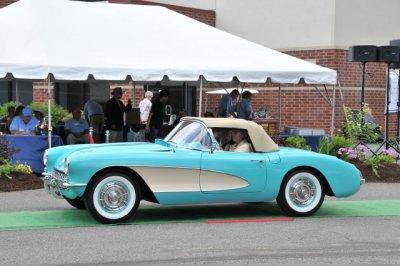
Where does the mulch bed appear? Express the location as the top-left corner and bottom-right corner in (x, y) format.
(351, 160), (400, 183)
(0, 160), (399, 193)
(0, 173), (43, 192)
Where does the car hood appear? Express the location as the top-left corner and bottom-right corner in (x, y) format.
(48, 142), (173, 171)
(70, 142), (172, 156)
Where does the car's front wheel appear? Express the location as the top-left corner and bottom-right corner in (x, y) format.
(85, 171), (140, 224)
(277, 170), (325, 217)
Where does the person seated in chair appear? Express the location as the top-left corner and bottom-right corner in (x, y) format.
(9, 107), (38, 135)
(225, 129), (252, 153)
(65, 107), (90, 145)
(0, 106), (15, 134)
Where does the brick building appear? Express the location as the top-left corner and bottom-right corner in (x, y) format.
(0, 0), (397, 136)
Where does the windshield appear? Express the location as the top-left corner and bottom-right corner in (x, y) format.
(165, 120), (212, 149)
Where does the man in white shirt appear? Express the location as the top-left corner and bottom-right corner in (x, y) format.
(139, 91), (153, 124)
(84, 99), (104, 143)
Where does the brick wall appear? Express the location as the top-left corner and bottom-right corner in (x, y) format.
(32, 81), (54, 103)
(109, 81), (144, 106)
(0, 0), (16, 8)
(109, 0), (216, 26)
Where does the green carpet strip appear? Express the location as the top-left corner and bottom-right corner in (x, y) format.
(0, 200), (399, 231)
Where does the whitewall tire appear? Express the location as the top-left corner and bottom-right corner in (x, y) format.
(85, 172), (140, 224)
(277, 170), (325, 217)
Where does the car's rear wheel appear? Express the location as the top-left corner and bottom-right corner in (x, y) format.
(277, 170), (325, 217)
(85, 171), (140, 224)
(64, 197), (86, 209)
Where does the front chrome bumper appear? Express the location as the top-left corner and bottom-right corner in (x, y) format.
(42, 170), (86, 199)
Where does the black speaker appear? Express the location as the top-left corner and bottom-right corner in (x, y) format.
(377, 46), (400, 63)
(349, 45), (377, 62)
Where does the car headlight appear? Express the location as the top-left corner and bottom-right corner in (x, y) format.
(43, 150), (48, 166)
(64, 157), (70, 175)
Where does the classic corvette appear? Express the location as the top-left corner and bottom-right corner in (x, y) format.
(43, 117), (364, 223)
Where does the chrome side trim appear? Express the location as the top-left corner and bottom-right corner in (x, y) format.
(62, 183), (87, 187)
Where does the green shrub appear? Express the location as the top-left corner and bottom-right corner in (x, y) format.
(317, 135), (353, 157)
(342, 106), (379, 143)
(28, 101), (69, 126)
(0, 159), (32, 179)
(0, 101), (21, 117)
(286, 136), (310, 151)
(364, 153), (395, 177)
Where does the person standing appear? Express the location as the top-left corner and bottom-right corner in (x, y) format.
(106, 87), (132, 142)
(84, 99), (104, 143)
(65, 107), (90, 145)
(233, 91), (254, 120)
(216, 89), (239, 117)
(139, 91), (153, 124)
(145, 89), (169, 142)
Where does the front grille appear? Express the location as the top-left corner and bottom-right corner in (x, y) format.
(53, 169), (68, 183)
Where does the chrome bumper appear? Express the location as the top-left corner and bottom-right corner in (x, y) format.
(42, 170), (86, 199)
(360, 178), (366, 185)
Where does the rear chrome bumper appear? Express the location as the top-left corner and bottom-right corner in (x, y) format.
(360, 178), (366, 185)
(42, 170), (86, 199)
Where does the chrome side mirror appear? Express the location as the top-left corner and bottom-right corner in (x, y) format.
(209, 142), (219, 154)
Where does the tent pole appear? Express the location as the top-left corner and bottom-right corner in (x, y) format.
(47, 76), (52, 148)
(132, 81), (135, 107)
(15, 80), (19, 103)
(278, 84), (282, 131)
(331, 85), (336, 137)
(198, 77), (203, 117)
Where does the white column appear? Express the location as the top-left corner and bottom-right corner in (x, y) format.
(198, 77), (203, 117)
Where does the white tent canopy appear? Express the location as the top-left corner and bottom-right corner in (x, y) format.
(0, 0), (337, 85)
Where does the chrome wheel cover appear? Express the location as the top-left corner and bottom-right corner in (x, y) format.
(284, 172), (322, 213)
(99, 181), (129, 212)
(289, 177), (316, 207)
(92, 175), (137, 220)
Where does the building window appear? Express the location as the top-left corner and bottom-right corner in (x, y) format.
(55, 81), (110, 111)
(147, 83), (196, 117)
(0, 80), (33, 105)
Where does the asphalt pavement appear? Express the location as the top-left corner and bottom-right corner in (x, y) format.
(0, 183), (399, 266)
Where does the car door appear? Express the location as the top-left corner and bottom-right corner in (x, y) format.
(133, 146), (202, 193)
(200, 150), (267, 193)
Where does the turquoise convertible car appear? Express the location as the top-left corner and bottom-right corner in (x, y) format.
(43, 117), (364, 223)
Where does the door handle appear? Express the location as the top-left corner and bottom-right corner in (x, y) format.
(250, 160), (264, 167)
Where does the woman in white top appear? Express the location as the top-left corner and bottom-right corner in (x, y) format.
(139, 91), (153, 123)
(225, 129), (252, 153)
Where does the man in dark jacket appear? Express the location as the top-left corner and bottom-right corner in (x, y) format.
(145, 89), (169, 142)
(106, 87), (132, 142)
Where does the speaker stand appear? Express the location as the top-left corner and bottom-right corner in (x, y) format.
(376, 63), (400, 153)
